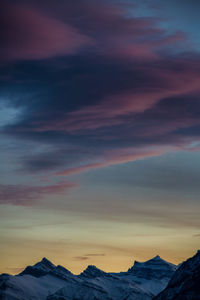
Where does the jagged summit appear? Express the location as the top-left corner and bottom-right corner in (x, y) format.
(130, 255), (176, 270)
(128, 255), (177, 280)
(80, 265), (108, 278)
(85, 265), (100, 270)
(19, 257), (56, 277)
(152, 255), (161, 260)
(19, 257), (73, 278)
(41, 257), (53, 264)
(34, 257), (56, 272)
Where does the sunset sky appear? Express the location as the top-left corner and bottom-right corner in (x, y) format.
(0, 0), (200, 275)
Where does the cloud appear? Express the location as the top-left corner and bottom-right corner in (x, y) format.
(55, 147), (169, 177)
(0, 3), (91, 61)
(0, 0), (189, 64)
(84, 253), (105, 257)
(0, 0), (200, 269)
(21, 150), (72, 172)
(34, 57), (200, 133)
(0, 182), (77, 206)
(1, 0), (200, 193)
(73, 253), (105, 260)
(8, 53), (200, 139)
(73, 256), (89, 261)
(193, 234), (200, 238)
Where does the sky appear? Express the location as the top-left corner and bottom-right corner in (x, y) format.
(0, 0), (200, 275)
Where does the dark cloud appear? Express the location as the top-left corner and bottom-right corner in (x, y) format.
(21, 149), (76, 172)
(0, 0), (200, 186)
(0, 1), (91, 61)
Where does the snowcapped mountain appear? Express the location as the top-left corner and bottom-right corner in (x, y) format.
(79, 265), (112, 279)
(19, 257), (73, 280)
(0, 254), (179, 300)
(0, 258), (77, 300)
(153, 250), (200, 300)
(109, 255), (177, 297)
(128, 255), (176, 279)
(48, 263), (154, 300)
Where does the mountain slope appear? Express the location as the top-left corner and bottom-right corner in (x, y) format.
(47, 272), (153, 300)
(0, 258), (76, 300)
(128, 255), (176, 278)
(154, 250), (200, 300)
(47, 256), (177, 300)
(0, 255), (177, 300)
(110, 255), (177, 296)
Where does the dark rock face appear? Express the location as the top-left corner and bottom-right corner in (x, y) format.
(154, 250), (200, 300)
(0, 274), (10, 292)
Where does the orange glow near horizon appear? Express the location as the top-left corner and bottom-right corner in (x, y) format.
(0, 202), (199, 275)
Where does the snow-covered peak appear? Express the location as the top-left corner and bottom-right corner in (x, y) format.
(34, 257), (56, 272)
(128, 256), (177, 280)
(19, 257), (74, 280)
(130, 255), (176, 270)
(55, 265), (72, 275)
(19, 257), (56, 277)
(1, 253), (189, 300)
(80, 265), (108, 278)
(150, 255), (172, 263)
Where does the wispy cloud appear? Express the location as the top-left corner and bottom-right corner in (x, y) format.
(85, 253), (105, 257)
(73, 256), (89, 261)
(73, 253), (105, 261)
(55, 147), (172, 176)
(0, 182), (77, 206)
(193, 234), (200, 238)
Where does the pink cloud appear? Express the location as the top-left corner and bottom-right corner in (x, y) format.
(56, 147), (169, 177)
(0, 1), (187, 63)
(34, 58), (200, 133)
(0, 182), (76, 206)
(0, 4), (91, 61)
(101, 29), (187, 62)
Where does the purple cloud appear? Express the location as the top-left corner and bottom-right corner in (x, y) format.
(0, 2), (91, 61)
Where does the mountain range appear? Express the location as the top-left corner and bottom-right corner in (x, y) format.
(0, 251), (199, 300)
